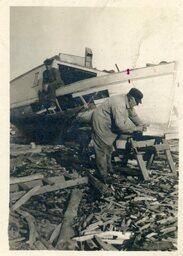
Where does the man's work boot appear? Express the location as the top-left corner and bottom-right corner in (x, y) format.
(94, 172), (107, 184)
(103, 176), (116, 185)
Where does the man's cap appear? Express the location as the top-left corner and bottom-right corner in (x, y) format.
(128, 88), (143, 103)
(43, 58), (54, 66)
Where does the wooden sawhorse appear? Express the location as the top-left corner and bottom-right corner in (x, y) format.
(121, 136), (176, 180)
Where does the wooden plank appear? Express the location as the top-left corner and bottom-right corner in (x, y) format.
(132, 139), (156, 148)
(157, 216), (177, 225)
(43, 175), (65, 185)
(10, 174), (44, 185)
(56, 62), (175, 97)
(17, 210), (39, 247)
(146, 232), (158, 239)
(81, 230), (102, 236)
(155, 143), (170, 151)
(136, 154), (150, 180)
(18, 179), (43, 190)
(160, 226), (177, 234)
(73, 231), (131, 242)
(49, 223), (62, 244)
(11, 186), (41, 211)
(56, 189), (83, 250)
(84, 218), (120, 235)
(139, 223), (151, 231)
(14, 175), (65, 189)
(102, 238), (128, 245)
(10, 177), (88, 202)
(164, 149), (176, 174)
(82, 221), (103, 234)
(9, 237), (25, 245)
(93, 235), (118, 251)
(82, 213), (94, 228)
(157, 140), (176, 174)
(35, 176), (87, 195)
(146, 152), (155, 169)
(133, 196), (156, 202)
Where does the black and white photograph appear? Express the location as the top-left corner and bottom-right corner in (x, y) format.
(0, 1), (182, 253)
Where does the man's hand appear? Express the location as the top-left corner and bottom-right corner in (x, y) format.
(140, 123), (150, 131)
(135, 124), (148, 132)
(141, 124), (147, 132)
(134, 126), (144, 132)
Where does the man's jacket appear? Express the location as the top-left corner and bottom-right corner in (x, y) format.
(92, 94), (143, 146)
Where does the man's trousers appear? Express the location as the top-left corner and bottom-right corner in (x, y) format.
(92, 136), (113, 181)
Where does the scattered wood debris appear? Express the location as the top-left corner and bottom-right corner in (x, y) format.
(9, 140), (178, 251)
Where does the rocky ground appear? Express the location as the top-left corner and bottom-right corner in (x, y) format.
(9, 138), (178, 251)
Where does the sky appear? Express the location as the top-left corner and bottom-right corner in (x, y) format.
(10, 6), (180, 80)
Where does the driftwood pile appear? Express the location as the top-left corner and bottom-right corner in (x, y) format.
(9, 140), (178, 251)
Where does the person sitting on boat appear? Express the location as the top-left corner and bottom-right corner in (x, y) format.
(37, 58), (64, 114)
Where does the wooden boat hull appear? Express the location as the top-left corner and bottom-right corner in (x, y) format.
(10, 106), (93, 144)
(10, 49), (177, 142)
